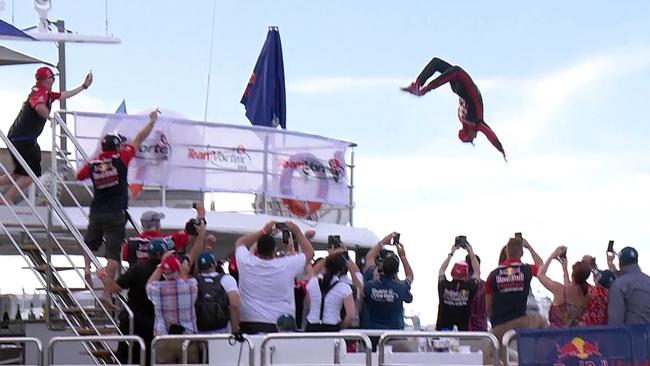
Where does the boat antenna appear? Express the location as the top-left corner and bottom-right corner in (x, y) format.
(203, 0), (217, 121)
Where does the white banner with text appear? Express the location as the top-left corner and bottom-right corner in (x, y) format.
(73, 112), (351, 205)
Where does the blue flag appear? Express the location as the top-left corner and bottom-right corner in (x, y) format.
(115, 99), (127, 114)
(0, 19), (35, 40)
(241, 27), (286, 129)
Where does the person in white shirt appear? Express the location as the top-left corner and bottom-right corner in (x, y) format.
(305, 251), (358, 331)
(194, 252), (240, 335)
(235, 221), (314, 334)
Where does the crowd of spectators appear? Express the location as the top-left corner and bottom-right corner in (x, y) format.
(94, 208), (649, 365)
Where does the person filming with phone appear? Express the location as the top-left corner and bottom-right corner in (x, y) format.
(537, 245), (590, 328)
(435, 236), (480, 331)
(486, 234), (544, 358)
(361, 232), (413, 349)
(234, 221), (314, 334)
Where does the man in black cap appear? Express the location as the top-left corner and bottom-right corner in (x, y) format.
(76, 110), (159, 301)
(608, 246), (650, 325)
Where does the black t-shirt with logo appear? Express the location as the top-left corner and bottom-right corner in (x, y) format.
(77, 145), (135, 215)
(486, 260), (538, 326)
(436, 277), (478, 331)
(116, 260), (160, 318)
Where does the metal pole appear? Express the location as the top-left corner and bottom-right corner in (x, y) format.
(348, 145), (356, 227)
(262, 135), (269, 214)
(55, 20), (67, 154)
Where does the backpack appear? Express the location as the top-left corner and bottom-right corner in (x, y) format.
(194, 274), (230, 331)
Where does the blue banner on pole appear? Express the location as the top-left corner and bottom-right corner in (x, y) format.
(240, 27), (286, 129)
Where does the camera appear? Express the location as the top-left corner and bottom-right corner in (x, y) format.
(392, 233), (401, 246)
(455, 235), (467, 249)
(184, 217), (207, 236)
(328, 235), (342, 249)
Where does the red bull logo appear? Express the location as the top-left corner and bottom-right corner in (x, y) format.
(556, 337), (602, 360)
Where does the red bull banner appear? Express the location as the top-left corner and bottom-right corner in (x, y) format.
(73, 112), (352, 205)
(517, 326), (649, 366)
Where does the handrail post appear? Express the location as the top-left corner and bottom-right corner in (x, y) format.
(377, 331), (500, 366)
(0, 337), (43, 366)
(48, 335), (145, 366)
(348, 144), (356, 226)
(152, 334), (255, 366)
(260, 332), (371, 366)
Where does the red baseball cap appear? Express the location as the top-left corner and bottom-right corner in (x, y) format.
(451, 262), (469, 280)
(35, 66), (55, 80)
(160, 256), (181, 274)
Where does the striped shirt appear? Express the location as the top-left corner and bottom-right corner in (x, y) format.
(146, 277), (198, 335)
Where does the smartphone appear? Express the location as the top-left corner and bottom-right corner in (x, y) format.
(515, 232), (523, 240)
(590, 257), (597, 268)
(559, 247), (567, 259)
(281, 230), (290, 245)
(392, 233), (401, 246)
(328, 235), (341, 249)
(607, 240), (615, 254)
(455, 235), (467, 249)
(275, 222), (288, 231)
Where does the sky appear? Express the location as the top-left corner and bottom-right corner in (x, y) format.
(1, 1), (650, 325)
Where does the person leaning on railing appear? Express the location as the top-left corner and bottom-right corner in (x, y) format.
(0, 66), (92, 204)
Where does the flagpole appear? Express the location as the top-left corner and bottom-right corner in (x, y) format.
(203, 0), (217, 121)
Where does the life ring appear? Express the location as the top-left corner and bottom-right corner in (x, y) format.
(281, 199), (322, 217)
(279, 152), (329, 218)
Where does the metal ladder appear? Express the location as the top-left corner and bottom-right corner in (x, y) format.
(0, 128), (133, 364)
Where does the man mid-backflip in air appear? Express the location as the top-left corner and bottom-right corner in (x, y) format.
(402, 57), (506, 160)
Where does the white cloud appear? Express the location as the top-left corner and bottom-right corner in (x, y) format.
(288, 75), (506, 94)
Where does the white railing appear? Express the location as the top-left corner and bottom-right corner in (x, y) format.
(0, 337), (42, 366)
(151, 334), (255, 366)
(260, 332), (372, 366)
(48, 335), (145, 366)
(377, 331), (499, 366)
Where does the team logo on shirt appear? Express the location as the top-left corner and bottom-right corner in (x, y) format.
(442, 288), (470, 306)
(495, 266), (525, 293)
(90, 159), (119, 189)
(370, 288), (399, 302)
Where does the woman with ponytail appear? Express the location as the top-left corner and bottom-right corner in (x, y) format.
(305, 252), (356, 332)
(537, 246), (590, 327)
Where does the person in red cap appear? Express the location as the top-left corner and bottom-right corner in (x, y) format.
(435, 238), (481, 331)
(0, 66), (92, 204)
(145, 220), (206, 364)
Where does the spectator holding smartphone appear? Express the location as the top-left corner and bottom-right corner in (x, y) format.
(362, 232), (413, 348)
(537, 246), (590, 327)
(235, 221), (314, 334)
(486, 236), (544, 356)
(435, 237), (480, 331)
